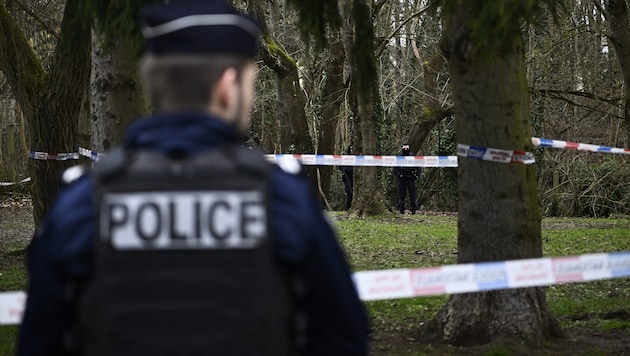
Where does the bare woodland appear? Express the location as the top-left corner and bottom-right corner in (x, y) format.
(1, 0), (630, 347)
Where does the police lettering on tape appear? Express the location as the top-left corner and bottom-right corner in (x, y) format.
(102, 191), (266, 249)
(3, 251), (629, 325)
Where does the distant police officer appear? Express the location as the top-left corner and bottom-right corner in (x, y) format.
(393, 143), (420, 214)
(17, 1), (368, 355)
(338, 145), (354, 210)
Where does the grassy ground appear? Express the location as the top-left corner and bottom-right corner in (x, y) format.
(335, 212), (630, 355)
(1, 197), (629, 355)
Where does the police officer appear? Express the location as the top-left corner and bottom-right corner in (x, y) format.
(393, 143), (420, 214)
(338, 145), (354, 210)
(17, 1), (368, 355)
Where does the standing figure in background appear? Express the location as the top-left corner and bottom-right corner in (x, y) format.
(393, 143), (420, 214)
(339, 145), (354, 210)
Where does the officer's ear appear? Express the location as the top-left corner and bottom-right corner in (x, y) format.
(210, 68), (238, 115)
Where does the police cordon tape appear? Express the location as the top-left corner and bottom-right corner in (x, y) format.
(77, 137), (630, 164)
(531, 137), (630, 154)
(21, 136), (630, 166)
(28, 151), (79, 161)
(456, 144), (535, 164)
(1, 251), (629, 325)
(4, 137), (625, 186)
(0, 178), (30, 187)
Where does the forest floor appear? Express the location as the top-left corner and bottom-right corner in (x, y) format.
(1, 195), (629, 355)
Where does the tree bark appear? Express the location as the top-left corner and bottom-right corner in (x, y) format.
(0, 0), (91, 224)
(249, 0), (319, 196)
(91, 36), (147, 152)
(341, 0), (386, 217)
(605, 0), (630, 146)
(407, 49), (454, 153)
(423, 6), (563, 346)
(317, 29), (346, 203)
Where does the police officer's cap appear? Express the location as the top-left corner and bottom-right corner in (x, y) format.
(140, 0), (260, 58)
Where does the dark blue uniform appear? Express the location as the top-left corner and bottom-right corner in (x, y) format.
(338, 165), (353, 210)
(18, 113), (369, 355)
(393, 165), (419, 214)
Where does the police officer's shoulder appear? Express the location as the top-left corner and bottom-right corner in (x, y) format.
(61, 165), (89, 187)
(91, 146), (128, 181)
(274, 156), (303, 176)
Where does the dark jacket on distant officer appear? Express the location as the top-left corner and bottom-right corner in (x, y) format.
(393, 145), (420, 214)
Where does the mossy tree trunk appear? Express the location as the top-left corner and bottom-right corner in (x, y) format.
(341, 0), (387, 217)
(317, 29), (346, 203)
(0, 0), (91, 225)
(407, 50), (454, 153)
(423, 6), (563, 346)
(249, 0), (319, 195)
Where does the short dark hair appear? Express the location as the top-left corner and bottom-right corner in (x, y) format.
(139, 54), (251, 111)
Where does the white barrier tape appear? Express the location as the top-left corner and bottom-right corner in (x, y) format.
(0, 177), (31, 187)
(67, 136), (630, 166)
(532, 137), (630, 154)
(457, 144), (536, 164)
(265, 154), (458, 167)
(79, 148), (458, 167)
(29, 151), (79, 161)
(1, 251), (628, 325)
(0, 292), (26, 325)
(354, 251), (630, 301)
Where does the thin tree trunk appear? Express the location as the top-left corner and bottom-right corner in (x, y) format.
(423, 6), (563, 346)
(407, 48), (454, 153)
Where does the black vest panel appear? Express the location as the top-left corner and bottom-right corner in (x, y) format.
(80, 146), (294, 356)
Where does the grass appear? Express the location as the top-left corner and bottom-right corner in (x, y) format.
(1, 212), (630, 355)
(335, 212), (630, 355)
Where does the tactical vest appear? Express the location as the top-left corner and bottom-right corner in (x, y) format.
(79, 146), (295, 356)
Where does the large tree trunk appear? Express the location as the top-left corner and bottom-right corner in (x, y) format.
(606, 0), (630, 146)
(423, 7), (563, 347)
(91, 37), (147, 152)
(0, 0), (91, 225)
(341, 0), (386, 217)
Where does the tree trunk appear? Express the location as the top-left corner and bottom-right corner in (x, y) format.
(606, 0), (630, 146)
(249, 1), (319, 195)
(423, 7), (563, 346)
(91, 36), (147, 152)
(0, 0), (91, 225)
(341, 0), (386, 217)
(318, 29), (346, 203)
